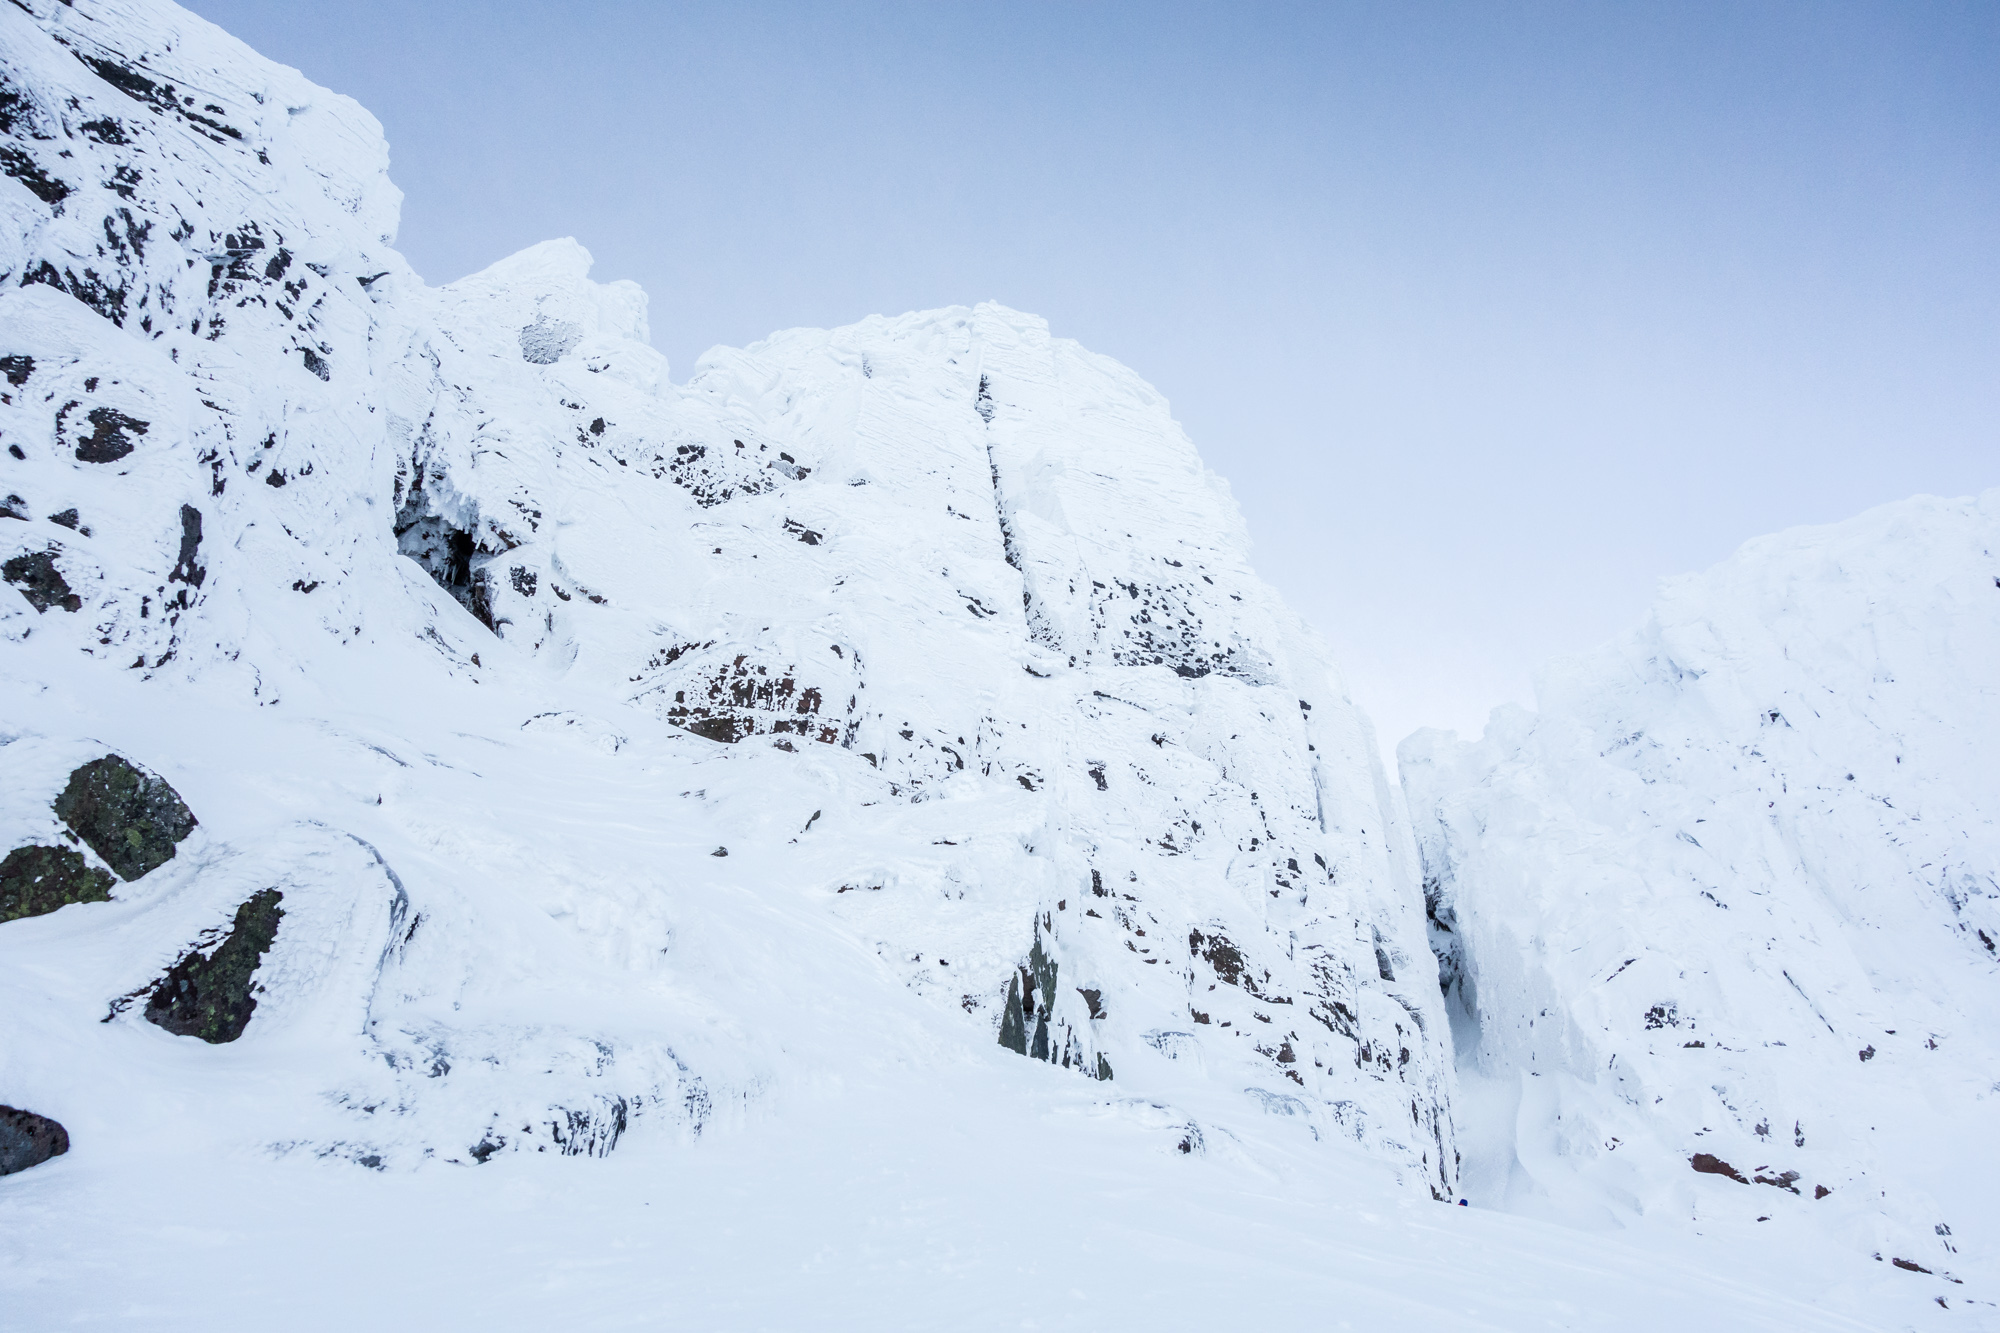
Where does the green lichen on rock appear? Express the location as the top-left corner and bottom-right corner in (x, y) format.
(144, 888), (284, 1043)
(52, 754), (197, 881)
(0, 1105), (69, 1175)
(0, 844), (115, 923)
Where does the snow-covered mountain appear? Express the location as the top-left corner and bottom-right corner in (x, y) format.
(1404, 490), (2000, 1290)
(2, 1), (1993, 1328)
(0, 0), (1455, 1185)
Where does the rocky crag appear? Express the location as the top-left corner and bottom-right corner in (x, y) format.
(0, 0), (1451, 1192)
(3, 0), (1995, 1323)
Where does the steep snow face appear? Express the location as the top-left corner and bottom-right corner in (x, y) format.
(0, 0), (1452, 1199)
(1403, 491), (2000, 1280)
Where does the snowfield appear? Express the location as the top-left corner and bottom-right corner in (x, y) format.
(0, 1), (1993, 1328)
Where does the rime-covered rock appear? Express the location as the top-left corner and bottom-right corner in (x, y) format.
(0, 0), (1451, 1193)
(1404, 490), (2000, 1270)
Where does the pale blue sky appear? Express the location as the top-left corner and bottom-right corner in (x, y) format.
(190, 1), (1999, 751)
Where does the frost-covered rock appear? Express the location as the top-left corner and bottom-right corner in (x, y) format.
(1, 0), (1451, 1194)
(1403, 490), (2000, 1275)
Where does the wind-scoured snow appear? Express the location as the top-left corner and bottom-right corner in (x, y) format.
(1, 0), (1993, 1327)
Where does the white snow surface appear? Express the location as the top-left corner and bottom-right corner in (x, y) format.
(1403, 490), (2000, 1313)
(0, 1), (1992, 1328)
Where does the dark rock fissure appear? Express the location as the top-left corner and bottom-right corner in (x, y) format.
(169, 504), (205, 588)
(995, 922), (1110, 1080)
(395, 489), (499, 632)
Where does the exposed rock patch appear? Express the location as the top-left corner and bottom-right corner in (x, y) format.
(656, 651), (853, 746)
(518, 314), (582, 365)
(0, 844), (115, 923)
(60, 403), (150, 464)
(1690, 1152), (1750, 1184)
(0, 1107), (70, 1176)
(144, 889), (285, 1043)
(996, 923), (1110, 1080)
(3, 549), (81, 613)
(52, 755), (198, 881)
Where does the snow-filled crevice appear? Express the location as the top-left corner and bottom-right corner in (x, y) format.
(974, 372), (1061, 651)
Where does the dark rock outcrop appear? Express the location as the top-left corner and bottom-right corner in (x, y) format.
(63, 404), (150, 464)
(998, 974), (1028, 1055)
(3, 549), (82, 613)
(995, 922), (1111, 1079)
(0, 1106), (70, 1176)
(144, 889), (284, 1043)
(0, 844), (115, 923)
(52, 755), (197, 881)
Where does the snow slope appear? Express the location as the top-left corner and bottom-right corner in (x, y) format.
(1, 0), (1993, 1327)
(1403, 491), (2000, 1306)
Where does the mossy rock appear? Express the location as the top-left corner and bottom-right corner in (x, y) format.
(52, 754), (197, 881)
(0, 1106), (69, 1175)
(0, 844), (115, 923)
(145, 889), (284, 1043)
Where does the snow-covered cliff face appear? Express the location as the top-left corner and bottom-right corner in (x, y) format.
(0, 0), (1452, 1198)
(1403, 491), (2000, 1277)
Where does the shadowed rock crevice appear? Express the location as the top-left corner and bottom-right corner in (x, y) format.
(144, 888), (285, 1043)
(394, 480), (505, 632)
(996, 922), (1111, 1080)
(53, 755), (198, 881)
(168, 504), (205, 589)
(0, 844), (115, 923)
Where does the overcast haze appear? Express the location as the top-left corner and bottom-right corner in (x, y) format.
(187, 0), (2000, 755)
